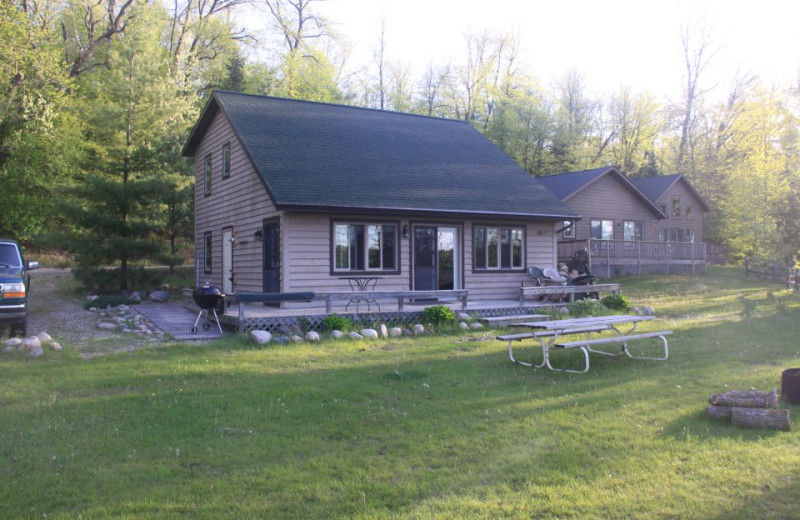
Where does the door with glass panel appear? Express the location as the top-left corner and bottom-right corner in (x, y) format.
(413, 226), (459, 291)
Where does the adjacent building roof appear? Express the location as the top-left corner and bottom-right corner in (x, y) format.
(183, 91), (578, 220)
(631, 174), (711, 212)
(537, 166), (667, 218)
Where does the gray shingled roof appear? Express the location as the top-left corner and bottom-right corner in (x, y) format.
(632, 174), (711, 211)
(183, 91), (577, 220)
(538, 166), (666, 217)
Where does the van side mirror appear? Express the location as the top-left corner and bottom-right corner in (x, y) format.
(27, 261), (39, 270)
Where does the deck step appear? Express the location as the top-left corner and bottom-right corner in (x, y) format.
(480, 314), (548, 327)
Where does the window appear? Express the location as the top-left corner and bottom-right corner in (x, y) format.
(203, 232), (212, 273)
(671, 196), (682, 218)
(222, 143), (231, 179)
(333, 222), (398, 272)
(657, 229), (667, 242)
(623, 221), (643, 241)
(687, 230), (696, 243)
(474, 225), (523, 270)
(590, 219), (614, 240)
(204, 154), (212, 196)
(685, 206), (693, 220)
(562, 220), (575, 239)
(670, 229), (683, 242)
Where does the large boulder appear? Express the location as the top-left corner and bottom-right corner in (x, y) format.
(250, 330), (272, 344)
(149, 290), (170, 303)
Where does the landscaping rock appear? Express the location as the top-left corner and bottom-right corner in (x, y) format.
(379, 324), (389, 338)
(459, 322), (469, 330)
(4, 337), (22, 349)
(291, 335), (304, 342)
(413, 324), (425, 336)
(250, 330), (272, 344)
(360, 328), (379, 339)
(28, 344), (45, 358)
(349, 331), (364, 340)
(389, 327), (403, 337)
(148, 290), (170, 303)
(331, 330), (345, 339)
(469, 322), (484, 329)
(36, 332), (53, 344)
(458, 312), (471, 320)
(305, 331), (320, 342)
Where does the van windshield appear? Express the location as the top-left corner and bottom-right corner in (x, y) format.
(0, 244), (22, 268)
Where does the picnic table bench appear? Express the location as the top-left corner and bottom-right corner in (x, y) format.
(519, 283), (620, 307)
(498, 315), (672, 373)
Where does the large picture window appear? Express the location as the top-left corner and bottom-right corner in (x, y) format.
(623, 221), (643, 241)
(590, 219), (614, 240)
(474, 225), (523, 270)
(333, 222), (398, 272)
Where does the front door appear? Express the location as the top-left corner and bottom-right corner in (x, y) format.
(222, 228), (234, 294)
(413, 225), (460, 291)
(262, 219), (280, 304)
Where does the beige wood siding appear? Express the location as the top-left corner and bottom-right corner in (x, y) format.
(565, 176), (660, 241)
(193, 111), (278, 292)
(652, 181), (705, 243)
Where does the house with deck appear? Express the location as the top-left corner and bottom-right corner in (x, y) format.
(182, 91), (578, 314)
(538, 167), (708, 276)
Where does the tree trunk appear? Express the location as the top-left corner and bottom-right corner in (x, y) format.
(730, 407), (791, 431)
(708, 389), (778, 409)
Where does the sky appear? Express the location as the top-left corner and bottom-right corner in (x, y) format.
(311, 0), (800, 101)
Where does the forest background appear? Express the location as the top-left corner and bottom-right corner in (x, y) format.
(1, 0), (798, 290)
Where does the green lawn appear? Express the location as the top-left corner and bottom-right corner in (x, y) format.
(3, 267), (800, 519)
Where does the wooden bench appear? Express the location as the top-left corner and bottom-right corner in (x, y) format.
(229, 292), (316, 332)
(314, 289), (469, 314)
(519, 283), (620, 307)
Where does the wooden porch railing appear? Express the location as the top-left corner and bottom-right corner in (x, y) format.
(557, 239), (707, 277)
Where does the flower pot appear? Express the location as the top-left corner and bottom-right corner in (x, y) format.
(781, 368), (800, 405)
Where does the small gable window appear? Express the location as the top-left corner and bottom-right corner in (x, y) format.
(685, 206), (693, 220)
(204, 153), (212, 196)
(474, 226), (523, 270)
(222, 143), (231, 179)
(333, 222), (398, 272)
(671, 196), (682, 218)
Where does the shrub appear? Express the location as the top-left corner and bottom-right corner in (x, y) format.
(568, 299), (608, 317)
(421, 305), (456, 324)
(321, 313), (352, 332)
(601, 294), (631, 311)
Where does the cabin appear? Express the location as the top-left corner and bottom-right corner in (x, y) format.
(538, 167), (709, 276)
(631, 174), (711, 244)
(182, 91), (578, 305)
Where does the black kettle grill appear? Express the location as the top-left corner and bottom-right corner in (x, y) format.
(191, 284), (224, 334)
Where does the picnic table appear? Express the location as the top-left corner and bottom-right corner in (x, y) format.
(497, 315), (672, 374)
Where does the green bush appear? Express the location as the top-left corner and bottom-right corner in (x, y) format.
(320, 313), (352, 332)
(568, 299), (608, 317)
(421, 305), (456, 324)
(601, 294), (631, 311)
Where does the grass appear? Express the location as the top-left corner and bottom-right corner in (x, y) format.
(3, 266), (800, 519)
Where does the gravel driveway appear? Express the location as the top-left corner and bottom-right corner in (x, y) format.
(24, 269), (165, 357)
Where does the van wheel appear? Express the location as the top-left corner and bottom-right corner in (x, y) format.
(12, 317), (28, 337)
